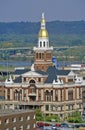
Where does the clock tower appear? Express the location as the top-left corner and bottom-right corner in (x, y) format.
(33, 13), (53, 71)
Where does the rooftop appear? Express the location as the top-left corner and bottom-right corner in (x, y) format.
(0, 109), (34, 117)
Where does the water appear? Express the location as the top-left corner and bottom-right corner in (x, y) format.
(0, 61), (32, 67)
(0, 61), (82, 68)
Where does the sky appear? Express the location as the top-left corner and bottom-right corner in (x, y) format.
(0, 0), (85, 22)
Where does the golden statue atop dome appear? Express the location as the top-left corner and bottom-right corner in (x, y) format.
(38, 13), (48, 38)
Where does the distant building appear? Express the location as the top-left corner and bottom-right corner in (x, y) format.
(0, 13), (84, 120)
(52, 56), (57, 68)
(0, 109), (36, 130)
(63, 64), (85, 71)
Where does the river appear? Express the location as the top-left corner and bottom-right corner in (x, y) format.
(0, 61), (82, 68)
(0, 61), (32, 67)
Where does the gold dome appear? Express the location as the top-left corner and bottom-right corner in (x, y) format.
(38, 13), (48, 38)
(38, 29), (48, 38)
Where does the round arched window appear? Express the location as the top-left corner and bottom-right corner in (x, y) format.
(29, 80), (35, 84)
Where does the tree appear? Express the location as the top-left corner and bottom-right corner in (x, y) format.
(67, 110), (82, 123)
(45, 115), (60, 122)
(35, 109), (43, 121)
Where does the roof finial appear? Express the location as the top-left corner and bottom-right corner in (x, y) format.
(42, 12), (45, 19)
(31, 64), (35, 71)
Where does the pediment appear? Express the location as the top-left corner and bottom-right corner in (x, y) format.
(22, 71), (43, 77)
(68, 71), (75, 76)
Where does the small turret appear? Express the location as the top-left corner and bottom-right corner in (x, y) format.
(5, 75), (13, 85)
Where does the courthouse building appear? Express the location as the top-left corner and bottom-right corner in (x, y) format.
(0, 13), (84, 119)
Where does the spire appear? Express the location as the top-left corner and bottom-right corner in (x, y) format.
(42, 12), (44, 19)
(38, 13), (48, 38)
(41, 12), (46, 29)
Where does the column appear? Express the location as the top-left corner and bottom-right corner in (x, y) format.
(36, 89), (38, 101)
(5, 89), (7, 100)
(10, 89), (13, 100)
(53, 89), (55, 101)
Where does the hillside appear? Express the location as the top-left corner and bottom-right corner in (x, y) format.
(0, 21), (85, 63)
(0, 20), (85, 35)
(0, 21), (85, 47)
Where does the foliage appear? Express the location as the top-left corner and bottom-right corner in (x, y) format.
(0, 21), (85, 35)
(67, 110), (83, 123)
(0, 34), (85, 47)
(35, 109), (60, 122)
(0, 21), (85, 63)
(0, 21), (85, 47)
(35, 109), (43, 121)
(45, 115), (60, 122)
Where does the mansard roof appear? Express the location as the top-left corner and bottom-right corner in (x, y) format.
(14, 69), (30, 75)
(36, 70), (47, 75)
(14, 76), (22, 83)
(14, 68), (47, 76)
(45, 66), (57, 83)
(13, 66), (74, 84)
(13, 69), (47, 83)
(45, 66), (74, 83)
(56, 70), (71, 76)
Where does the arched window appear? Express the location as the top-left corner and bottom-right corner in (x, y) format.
(36, 53), (38, 59)
(50, 90), (53, 95)
(14, 90), (18, 101)
(40, 41), (42, 47)
(20, 89), (22, 101)
(55, 91), (58, 101)
(29, 80), (36, 94)
(29, 80), (35, 84)
(7, 89), (10, 100)
(29, 79), (36, 87)
(42, 53), (44, 59)
(45, 90), (49, 101)
(68, 90), (73, 100)
(47, 41), (48, 47)
(46, 90), (49, 95)
(39, 53), (41, 59)
(50, 90), (53, 101)
(43, 41), (45, 47)
(45, 105), (49, 111)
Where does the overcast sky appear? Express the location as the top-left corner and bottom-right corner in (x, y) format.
(0, 0), (85, 22)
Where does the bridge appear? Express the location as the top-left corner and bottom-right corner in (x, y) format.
(0, 46), (75, 51)
(0, 47), (32, 51)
